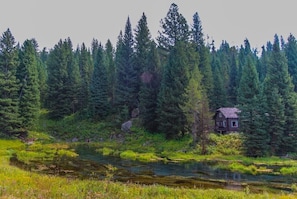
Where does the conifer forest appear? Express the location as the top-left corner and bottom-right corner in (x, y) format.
(1, 3), (297, 158)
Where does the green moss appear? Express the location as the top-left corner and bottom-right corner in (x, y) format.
(120, 150), (137, 160)
(280, 167), (297, 176)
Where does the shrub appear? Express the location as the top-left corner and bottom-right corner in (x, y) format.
(280, 167), (297, 176)
(207, 133), (244, 155)
(120, 150), (137, 160)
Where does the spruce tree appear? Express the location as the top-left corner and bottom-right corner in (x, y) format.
(139, 41), (161, 132)
(257, 46), (269, 82)
(157, 3), (189, 51)
(262, 80), (285, 155)
(265, 35), (297, 155)
(191, 11), (213, 102)
(47, 38), (80, 118)
(228, 52), (238, 106)
(114, 17), (138, 119)
(191, 12), (204, 50)
(78, 43), (92, 111)
(238, 57), (268, 157)
(65, 39), (81, 114)
(157, 41), (189, 138)
(284, 34), (297, 91)
(36, 49), (47, 108)
(134, 13), (152, 92)
(211, 56), (227, 109)
(17, 39), (40, 128)
(89, 44), (109, 119)
(0, 29), (21, 136)
(104, 39), (116, 105)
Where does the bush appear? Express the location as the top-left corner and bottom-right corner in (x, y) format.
(280, 167), (297, 176)
(120, 150), (137, 160)
(207, 133), (244, 155)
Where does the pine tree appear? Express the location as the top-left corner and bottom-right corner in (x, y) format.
(78, 43), (92, 111)
(238, 57), (268, 157)
(65, 39), (81, 114)
(114, 17), (138, 119)
(134, 13), (161, 131)
(157, 41), (189, 138)
(228, 52), (238, 106)
(265, 35), (297, 155)
(0, 29), (21, 136)
(191, 11), (213, 102)
(211, 56), (227, 109)
(47, 38), (80, 118)
(139, 41), (161, 132)
(36, 48), (47, 108)
(17, 39), (40, 128)
(199, 46), (213, 101)
(104, 39), (116, 105)
(257, 46), (269, 82)
(91, 38), (99, 63)
(284, 34), (297, 91)
(191, 12), (204, 50)
(157, 3), (189, 51)
(262, 80), (285, 155)
(183, 42), (211, 147)
(89, 44), (109, 119)
(134, 13), (152, 92)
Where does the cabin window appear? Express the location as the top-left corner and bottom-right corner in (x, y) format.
(223, 120), (226, 127)
(231, 120), (238, 128)
(219, 113), (222, 118)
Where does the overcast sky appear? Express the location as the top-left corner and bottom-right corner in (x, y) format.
(1, 0), (296, 51)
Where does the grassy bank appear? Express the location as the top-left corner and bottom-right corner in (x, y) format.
(32, 111), (297, 177)
(1, 111), (297, 198)
(1, 140), (296, 199)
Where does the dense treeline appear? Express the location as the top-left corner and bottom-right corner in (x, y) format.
(1, 3), (297, 157)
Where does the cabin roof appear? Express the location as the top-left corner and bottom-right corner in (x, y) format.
(217, 107), (240, 119)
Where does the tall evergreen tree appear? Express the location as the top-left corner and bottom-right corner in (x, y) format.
(0, 29), (21, 136)
(228, 52), (238, 106)
(89, 44), (109, 119)
(78, 43), (92, 111)
(257, 46), (269, 82)
(157, 3), (189, 51)
(238, 57), (268, 157)
(134, 13), (161, 131)
(264, 35), (297, 155)
(212, 60), (227, 109)
(17, 39), (40, 128)
(284, 34), (297, 91)
(104, 39), (116, 105)
(157, 41), (189, 138)
(91, 38), (99, 63)
(191, 12), (204, 50)
(47, 38), (80, 118)
(191, 12), (213, 102)
(139, 41), (161, 132)
(66, 40), (81, 114)
(134, 13), (152, 91)
(36, 48), (47, 108)
(114, 17), (138, 119)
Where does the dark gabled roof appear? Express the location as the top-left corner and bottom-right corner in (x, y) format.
(217, 107), (240, 119)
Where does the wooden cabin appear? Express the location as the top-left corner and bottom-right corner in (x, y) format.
(214, 107), (240, 134)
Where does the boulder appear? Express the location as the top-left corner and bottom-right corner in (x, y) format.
(121, 120), (132, 133)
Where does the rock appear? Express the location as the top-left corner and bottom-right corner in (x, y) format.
(131, 108), (139, 118)
(121, 120), (132, 133)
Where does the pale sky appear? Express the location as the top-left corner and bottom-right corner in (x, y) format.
(1, 0), (296, 51)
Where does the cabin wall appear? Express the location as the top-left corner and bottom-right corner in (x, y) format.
(214, 111), (239, 133)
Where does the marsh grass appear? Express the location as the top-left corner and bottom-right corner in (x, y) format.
(0, 140), (297, 198)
